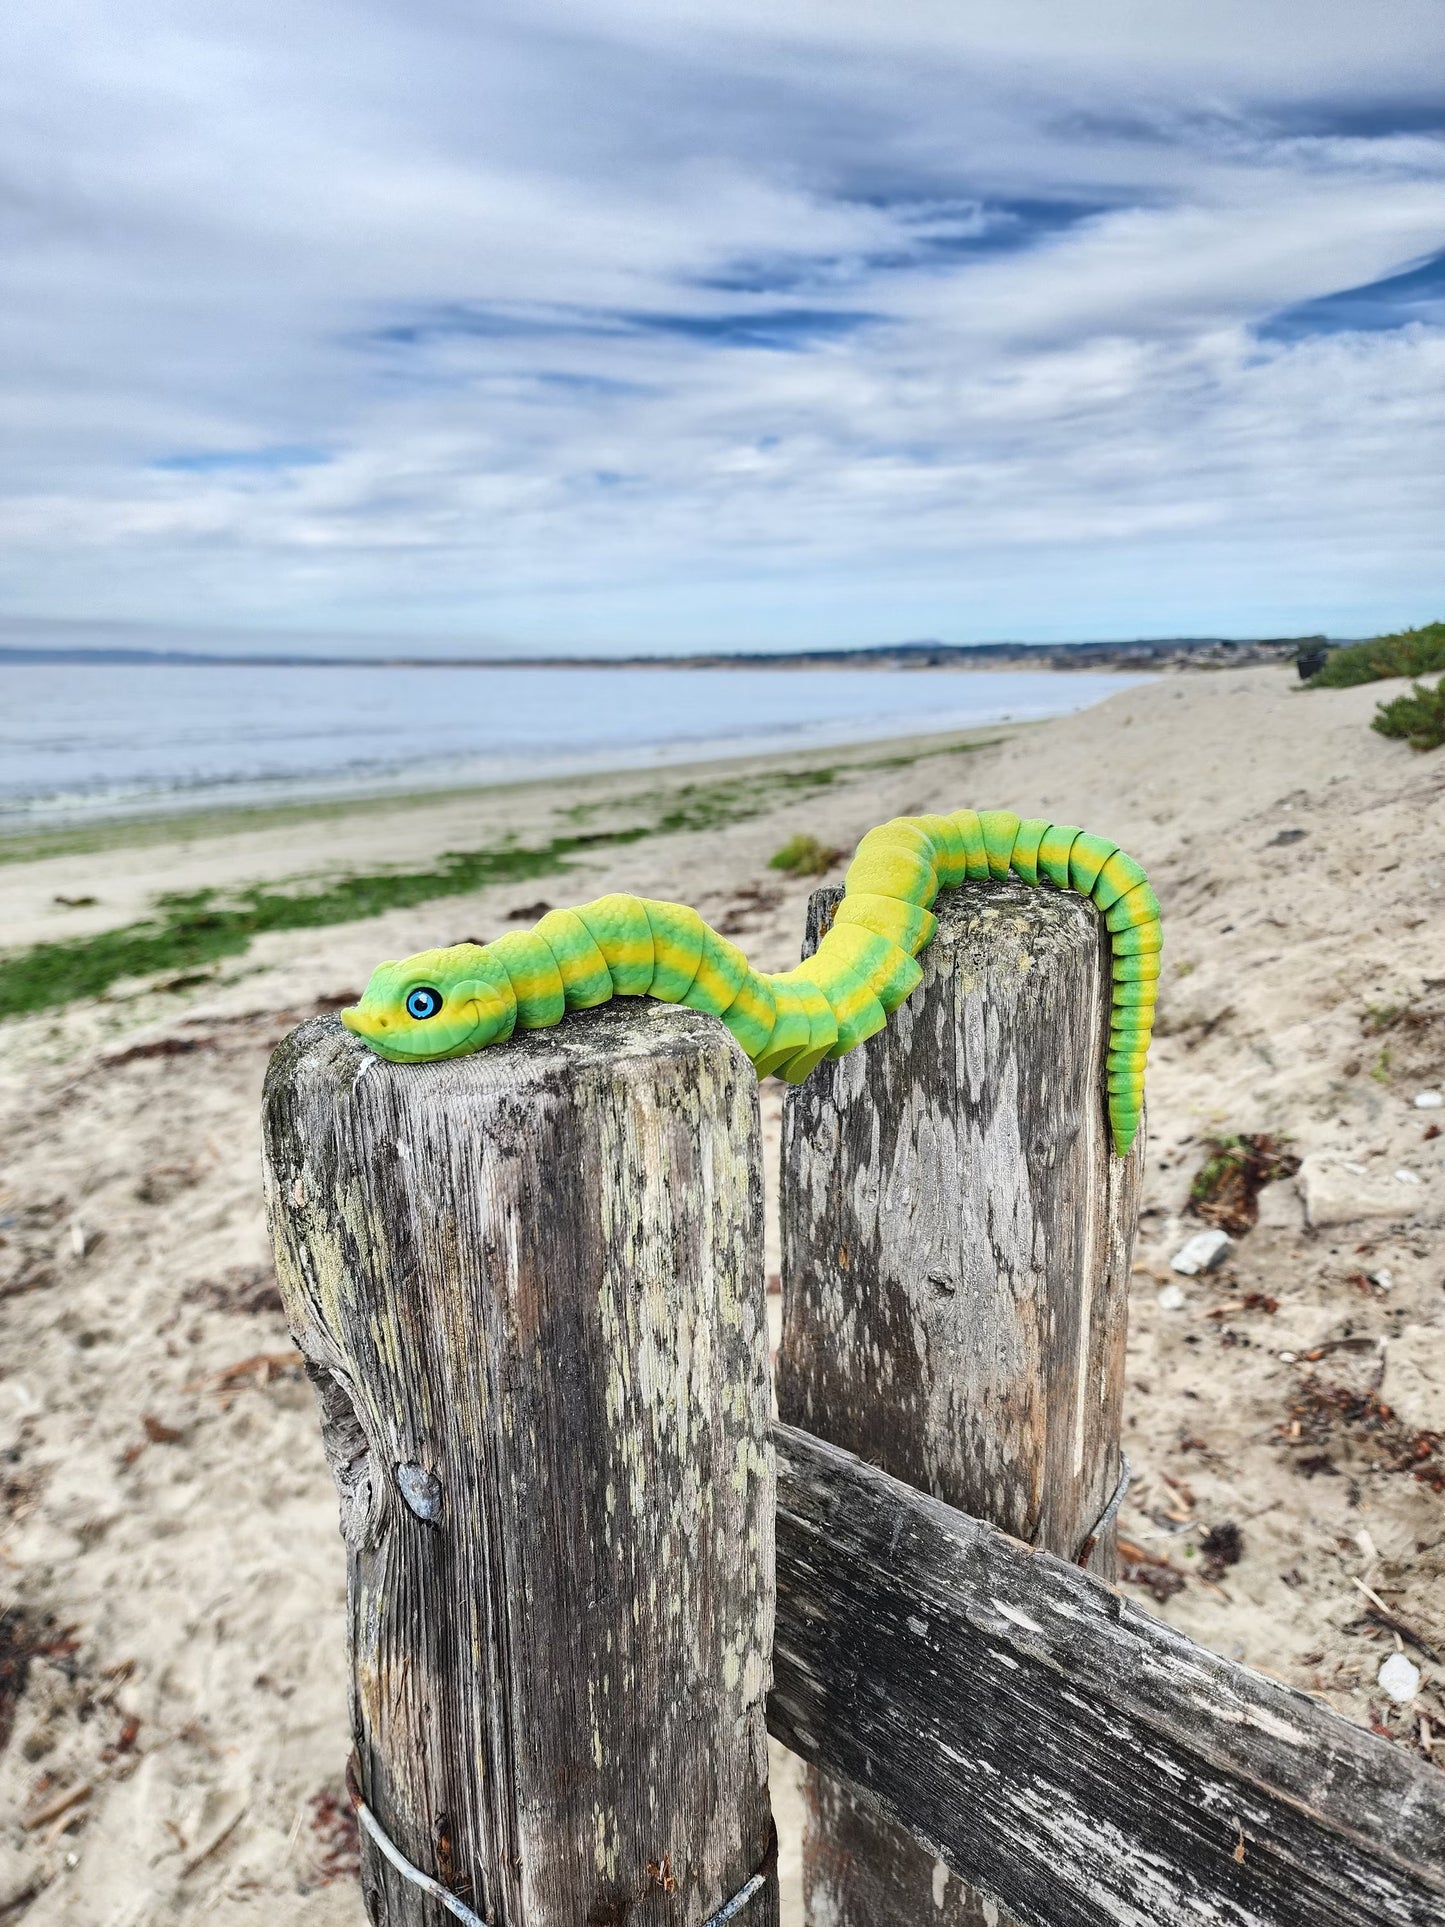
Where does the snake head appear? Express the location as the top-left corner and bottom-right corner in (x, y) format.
(341, 945), (516, 1061)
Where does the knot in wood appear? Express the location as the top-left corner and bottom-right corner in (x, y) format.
(395, 1461), (443, 1524)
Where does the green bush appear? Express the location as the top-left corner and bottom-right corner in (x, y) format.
(768, 833), (842, 878)
(1373, 676), (1445, 752)
(1306, 620), (1445, 687)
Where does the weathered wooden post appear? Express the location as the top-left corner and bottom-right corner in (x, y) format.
(262, 1000), (777, 1927)
(776, 879), (1141, 1927)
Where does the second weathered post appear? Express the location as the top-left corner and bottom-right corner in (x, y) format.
(263, 1000), (777, 1927)
(777, 878), (1141, 1927)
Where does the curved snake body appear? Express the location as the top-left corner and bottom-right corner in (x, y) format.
(342, 809), (1159, 1155)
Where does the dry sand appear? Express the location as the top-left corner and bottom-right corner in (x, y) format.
(1, 665), (1442, 1922)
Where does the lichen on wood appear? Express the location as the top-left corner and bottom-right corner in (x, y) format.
(777, 879), (1141, 1927)
(262, 1001), (777, 1927)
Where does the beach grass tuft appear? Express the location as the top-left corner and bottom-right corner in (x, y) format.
(768, 833), (843, 878)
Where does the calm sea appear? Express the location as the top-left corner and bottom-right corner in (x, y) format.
(0, 660), (1144, 830)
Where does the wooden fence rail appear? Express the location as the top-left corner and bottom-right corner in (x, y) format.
(769, 1421), (1445, 1927)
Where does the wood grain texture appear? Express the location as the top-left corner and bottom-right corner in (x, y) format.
(769, 1423), (1445, 1927)
(262, 1002), (777, 1927)
(777, 880), (1141, 1927)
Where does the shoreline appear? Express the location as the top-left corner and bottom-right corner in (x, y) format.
(0, 717), (1022, 1012)
(0, 663), (1144, 844)
(0, 717), (1028, 867)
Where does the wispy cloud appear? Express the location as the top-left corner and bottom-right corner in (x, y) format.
(0, 0), (1442, 649)
(151, 445), (331, 474)
(357, 303), (883, 352)
(1261, 247), (1445, 338)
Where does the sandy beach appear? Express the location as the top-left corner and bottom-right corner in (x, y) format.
(1, 664), (1442, 1923)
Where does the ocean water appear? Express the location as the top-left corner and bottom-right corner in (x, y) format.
(0, 660), (1145, 829)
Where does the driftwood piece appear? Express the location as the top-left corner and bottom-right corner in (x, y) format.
(768, 1423), (1445, 1927)
(777, 880), (1140, 1926)
(262, 1004), (777, 1927)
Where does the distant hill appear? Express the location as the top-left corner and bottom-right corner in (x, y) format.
(0, 635), (1329, 672)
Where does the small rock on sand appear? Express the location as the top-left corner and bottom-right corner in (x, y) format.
(1170, 1229), (1230, 1275)
(1378, 1652), (1421, 1703)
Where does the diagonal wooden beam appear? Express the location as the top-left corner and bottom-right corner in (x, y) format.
(769, 1422), (1445, 1927)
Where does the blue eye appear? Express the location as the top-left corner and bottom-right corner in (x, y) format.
(406, 986), (443, 1020)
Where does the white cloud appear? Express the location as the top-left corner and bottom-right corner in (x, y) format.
(0, 0), (1443, 647)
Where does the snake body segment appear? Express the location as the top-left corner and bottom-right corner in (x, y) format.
(342, 810), (1159, 1155)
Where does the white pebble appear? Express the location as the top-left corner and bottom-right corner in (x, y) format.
(1378, 1653), (1421, 1703)
(1414, 1091), (1443, 1109)
(1169, 1229), (1231, 1275)
(1369, 1269), (1393, 1290)
(1156, 1284), (1186, 1312)
(1393, 1169), (1422, 1186)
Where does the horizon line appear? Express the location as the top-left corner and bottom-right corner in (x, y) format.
(0, 633), (1334, 671)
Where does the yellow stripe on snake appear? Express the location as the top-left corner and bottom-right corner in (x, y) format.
(342, 809), (1159, 1155)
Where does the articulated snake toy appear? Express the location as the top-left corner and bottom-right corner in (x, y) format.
(342, 810), (1159, 1155)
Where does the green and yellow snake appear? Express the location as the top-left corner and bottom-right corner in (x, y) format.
(342, 809), (1159, 1154)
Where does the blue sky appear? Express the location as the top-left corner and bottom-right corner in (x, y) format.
(3, 0), (1444, 654)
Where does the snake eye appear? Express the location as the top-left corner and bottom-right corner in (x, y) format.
(405, 985), (443, 1021)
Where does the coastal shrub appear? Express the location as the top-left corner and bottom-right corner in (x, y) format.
(768, 833), (842, 878)
(1372, 676), (1445, 753)
(1305, 620), (1445, 688)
